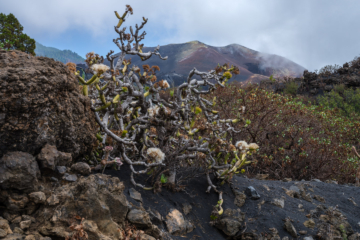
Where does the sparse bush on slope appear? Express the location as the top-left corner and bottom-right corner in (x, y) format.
(283, 81), (299, 96)
(318, 64), (341, 76)
(317, 86), (360, 119)
(208, 83), (360, 183)
(66, 5), (259, 219)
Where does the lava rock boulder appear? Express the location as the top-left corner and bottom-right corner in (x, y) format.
(0, 49), (98, 160)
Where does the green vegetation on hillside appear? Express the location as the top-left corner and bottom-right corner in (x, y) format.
(0, 13), (36, 55)
(317, 86), (360, 119)
(267, 59), (360, 119)
(0, 12), (84, 64)
(283, 81), (299, 96)
(209, 83), (360, 183)
(35, 41), (85, 64)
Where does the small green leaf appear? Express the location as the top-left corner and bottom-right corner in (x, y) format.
(160, 174), (168, 184)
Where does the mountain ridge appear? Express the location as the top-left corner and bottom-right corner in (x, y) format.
(32, 40), (306, 85)
(102, 40), (306, 86)
(34, 41), (85, 64)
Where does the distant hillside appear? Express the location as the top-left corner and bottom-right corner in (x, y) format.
(102, 40), (306, 86)
(34, 41), (85, 64)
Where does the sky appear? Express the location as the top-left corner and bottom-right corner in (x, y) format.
(1, 0), (360, 72)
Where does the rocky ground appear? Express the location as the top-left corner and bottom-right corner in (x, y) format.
(107, 164), (360, 240)
(1, 147), (360, 240)
(1, 49), (360, 239)
(2, 147), (360, 240)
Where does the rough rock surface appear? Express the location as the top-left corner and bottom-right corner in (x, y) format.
(2, 160), (164, 240)
(28, 192), (46, 204)
(0, 152), (40, 192)
(127, 209), (152, 228)
(37, 144), (72, 170)
(0, 217), (13, 235)
(32, 174), (129, 239)
(70, 162), (91, 175)
(1, 158), (360, 240)
(165, 209), (188, 235)
(0, 173), (153, 239)
(108, 165), (360, 240)
(215, 208), (246, 236)
(0, 49), (98, 159)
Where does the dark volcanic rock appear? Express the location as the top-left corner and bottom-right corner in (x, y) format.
(215, 208), (246, 237)
(108, 165), (360, 240)
(0, 152), (40, 192)
(37, 144), (72, 170)
(70, 162), (91, 175)
(127, 209), (152, 228)
(0, 50), (98, 159)
(1, 191), (29, 213)
(56, 166), (67, 175)
(28, 192), (46, 204)
(31, 174), (130, 239)
(62, 173), (77, 182)
(245, 186), (260, 200)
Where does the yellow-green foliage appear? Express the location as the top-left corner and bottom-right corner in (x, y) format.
(283, 81), (298, 95)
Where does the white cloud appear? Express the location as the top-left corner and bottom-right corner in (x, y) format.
(1, 0), (359, 71)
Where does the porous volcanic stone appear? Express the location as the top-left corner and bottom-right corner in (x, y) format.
(37, 144), (72, 170)
(1, 233), (25, 239)
(24, 235), (36, 240)
(127, 209), (152, 228)
(28, 192), (46, 204)
(19, 220), (31, 229)
(0, 228), (7, 237)
(165, 209), (186, 235)
(0, 218), (12, 235)
(71, 162), (91, 175)
(27, 174), (128, 239)
(62, 173), (77, 182)
(0, 151), (40, 192)
(0, 49), (98, 159)
(215, 208), (245, 237)
(233, 189), (247, 207)
(284, 219), (297, 237)
(56, 166), (67, 175)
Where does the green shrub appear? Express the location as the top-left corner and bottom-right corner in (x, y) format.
(333, 83), (345, 94)
(208, 83), (360, 183)
(283, 81), (298, 96)
(317, 87), (360, 118)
